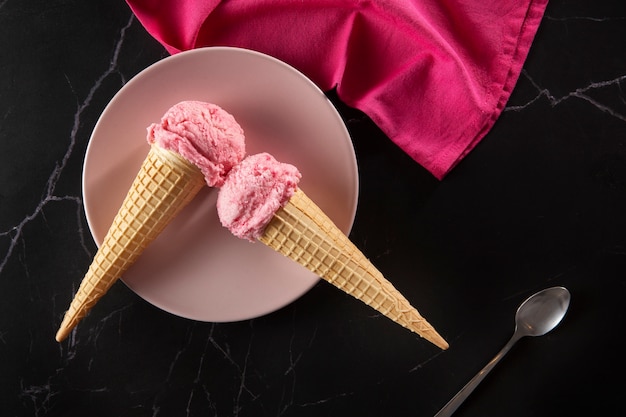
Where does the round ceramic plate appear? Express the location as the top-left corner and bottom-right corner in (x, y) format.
(83, 47), (359, 322)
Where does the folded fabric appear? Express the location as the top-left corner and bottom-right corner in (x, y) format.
(126, 0), (548, 179)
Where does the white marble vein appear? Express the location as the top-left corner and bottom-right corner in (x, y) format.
(276, 310), (319, 416)
(0, 14), (134, 277)
(20, 379), (54, 417)
(297, 390), (355, 408)
(13, 15), (136, 413)
(186, 327), (215, 416)
(545, 15), (626, 22)
(505, 70), (626, 122)
(232, 331), (254, 416)
(84, 303), (132, 350)
(408, 349), (445, 373)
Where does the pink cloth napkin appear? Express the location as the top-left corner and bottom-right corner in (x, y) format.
(126, 0), (548, 179)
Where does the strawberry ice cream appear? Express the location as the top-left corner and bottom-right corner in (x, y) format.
(148, 100), (246, 187)
(217, 152), (301, 241)
(56, 100), (246, 342)
(215, 151), (448, 349)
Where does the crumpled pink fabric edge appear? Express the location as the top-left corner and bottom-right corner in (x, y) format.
(127, 0), (548, 180)
(424, 0), (548, 178)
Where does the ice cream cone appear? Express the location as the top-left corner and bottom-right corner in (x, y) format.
(259, 188), (449, 350)
(56, 145), (205, 342)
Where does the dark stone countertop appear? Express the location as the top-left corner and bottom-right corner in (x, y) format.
(2, 1), (625, 416)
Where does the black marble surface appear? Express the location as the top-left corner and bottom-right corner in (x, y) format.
(2, 1), (626, 416)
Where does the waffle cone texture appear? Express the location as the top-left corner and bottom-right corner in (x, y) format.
(259, 188), (449, 350)
(56, 146), (204, 342)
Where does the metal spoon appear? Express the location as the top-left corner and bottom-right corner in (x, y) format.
(434, 286), (571, 417)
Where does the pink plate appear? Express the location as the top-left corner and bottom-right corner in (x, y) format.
(83, 47), (359, 322)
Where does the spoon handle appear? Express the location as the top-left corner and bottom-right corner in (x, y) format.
(434, 333), (522, 417)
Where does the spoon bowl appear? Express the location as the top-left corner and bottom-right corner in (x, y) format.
(434, 286), (571, 417)
(515, 286), (571, 337)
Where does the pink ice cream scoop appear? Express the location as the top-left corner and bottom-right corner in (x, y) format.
(217, 152), (301, 241)
(148, 100), (246, 187)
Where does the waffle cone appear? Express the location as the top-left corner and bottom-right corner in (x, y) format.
(56, 146), (205, 342)
(259, 188), (448, 349)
